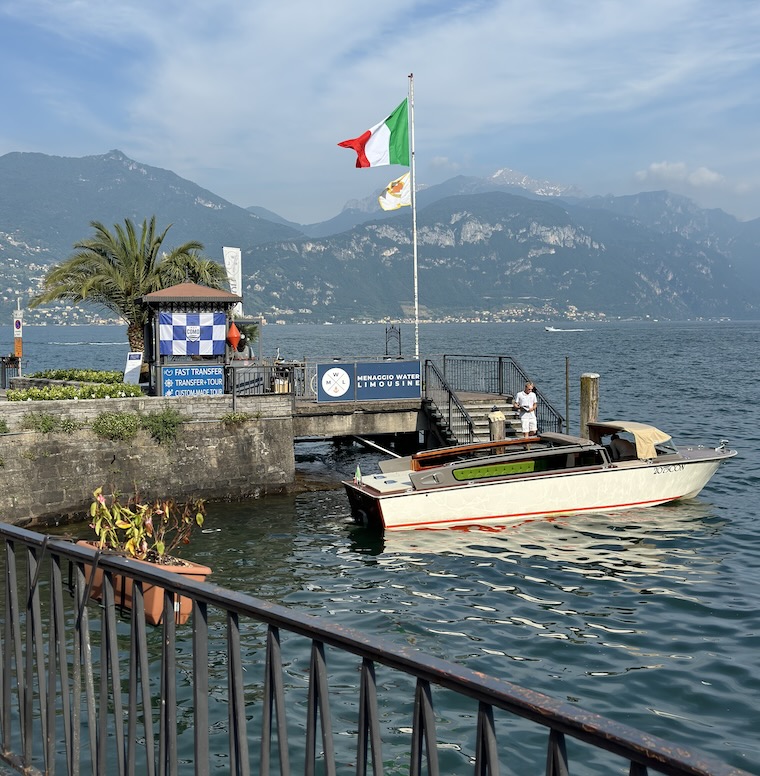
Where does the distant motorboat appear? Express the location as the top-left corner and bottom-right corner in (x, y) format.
(545, 326), (587, 332)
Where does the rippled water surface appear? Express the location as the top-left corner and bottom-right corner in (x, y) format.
(25, 321), (760, 772)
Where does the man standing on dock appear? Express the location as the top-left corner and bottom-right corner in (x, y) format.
(514, 381), (538, 438)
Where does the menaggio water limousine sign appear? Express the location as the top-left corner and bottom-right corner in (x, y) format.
(317, 360), (421, 402)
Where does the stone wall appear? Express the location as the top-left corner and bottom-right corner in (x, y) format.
(0, 395), (295, 528)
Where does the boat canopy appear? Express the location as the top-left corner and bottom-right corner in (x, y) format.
(586, 421), (672, 460)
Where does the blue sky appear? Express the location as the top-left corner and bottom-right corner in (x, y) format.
(2, 0), (760, 225)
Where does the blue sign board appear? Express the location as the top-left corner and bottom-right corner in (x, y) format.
(161, 365), (224, 397)
(356, 360), (421, 400)
(317, 361), (421, 402)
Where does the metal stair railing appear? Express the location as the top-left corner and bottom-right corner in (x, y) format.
(423, 360), (478, 444)
(441, 354), (565, 433)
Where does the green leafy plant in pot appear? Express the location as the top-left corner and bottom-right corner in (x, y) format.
(79, 487), (212, 624)
(89, 486), (205, 562)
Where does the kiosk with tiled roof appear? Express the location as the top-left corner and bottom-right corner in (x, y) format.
(142, 282), (243, 397)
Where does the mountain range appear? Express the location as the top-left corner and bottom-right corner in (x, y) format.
(1, 149), (759, 325)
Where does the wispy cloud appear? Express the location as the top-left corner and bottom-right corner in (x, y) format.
(634, 160), (757, 203)
(2, 0), (760, 221)
(636, 162), (726, 189)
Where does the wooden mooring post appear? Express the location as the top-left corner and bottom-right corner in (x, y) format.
(580, 372), (599, 439)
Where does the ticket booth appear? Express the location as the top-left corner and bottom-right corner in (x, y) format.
(142, 282), (243, 397)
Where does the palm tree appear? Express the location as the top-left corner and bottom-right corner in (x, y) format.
(30, 217), (229, 353)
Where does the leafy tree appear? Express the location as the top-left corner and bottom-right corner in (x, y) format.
(29, 217), (229, 352)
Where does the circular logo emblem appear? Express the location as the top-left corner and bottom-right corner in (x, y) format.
(321, 367), (351, 397)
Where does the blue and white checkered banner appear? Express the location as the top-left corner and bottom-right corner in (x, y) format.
(158, 312), (227, 356)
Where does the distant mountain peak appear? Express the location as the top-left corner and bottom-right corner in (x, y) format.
(489, 167), (585, 198)
(92, 149), (161, 176)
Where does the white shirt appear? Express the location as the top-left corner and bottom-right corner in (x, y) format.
(514, 389), (536, 415)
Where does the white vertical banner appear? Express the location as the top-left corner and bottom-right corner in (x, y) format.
(222, 246), (243, 316)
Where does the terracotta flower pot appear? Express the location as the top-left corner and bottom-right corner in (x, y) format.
(77, 541), (212, 625)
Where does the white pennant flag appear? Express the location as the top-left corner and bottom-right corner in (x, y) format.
(378, 172), (411, 211)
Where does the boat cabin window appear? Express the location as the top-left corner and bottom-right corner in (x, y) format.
(571, 449), (607, 468)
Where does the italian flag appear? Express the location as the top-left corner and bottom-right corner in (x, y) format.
(338, 99), (409, 168)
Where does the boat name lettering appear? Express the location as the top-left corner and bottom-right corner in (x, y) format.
(653, 464), (685, 474)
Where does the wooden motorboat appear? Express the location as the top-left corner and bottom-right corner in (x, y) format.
(343, 421), (736, 531)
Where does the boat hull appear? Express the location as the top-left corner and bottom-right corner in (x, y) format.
(344, 451), (733, 531)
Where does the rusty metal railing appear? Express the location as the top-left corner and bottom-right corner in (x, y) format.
(0, 524), (747, 775)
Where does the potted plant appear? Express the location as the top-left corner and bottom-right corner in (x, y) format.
(78, 487), (212, 625)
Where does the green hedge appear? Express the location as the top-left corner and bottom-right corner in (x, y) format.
(26, 369), (127, 384)
(7, 384), (143, 401)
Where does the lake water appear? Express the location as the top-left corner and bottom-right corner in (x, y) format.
(13, 320), (760, 772)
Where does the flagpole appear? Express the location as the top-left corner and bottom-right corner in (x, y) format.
(408, 73), (420, 360)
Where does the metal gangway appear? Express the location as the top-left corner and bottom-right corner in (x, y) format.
(228, 354), (564, 444)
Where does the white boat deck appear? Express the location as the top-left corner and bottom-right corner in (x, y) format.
(360, 472), (412, 494)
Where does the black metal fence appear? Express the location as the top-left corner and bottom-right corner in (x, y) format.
(0, 356), (21, 390)
(440, 354), (564, 433)
(0, 523), (747, 776)
(227, 363), (295, 396)
(423, 360), (477, 444)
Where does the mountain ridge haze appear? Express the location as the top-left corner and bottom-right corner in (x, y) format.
(1, 150), (758, 324)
